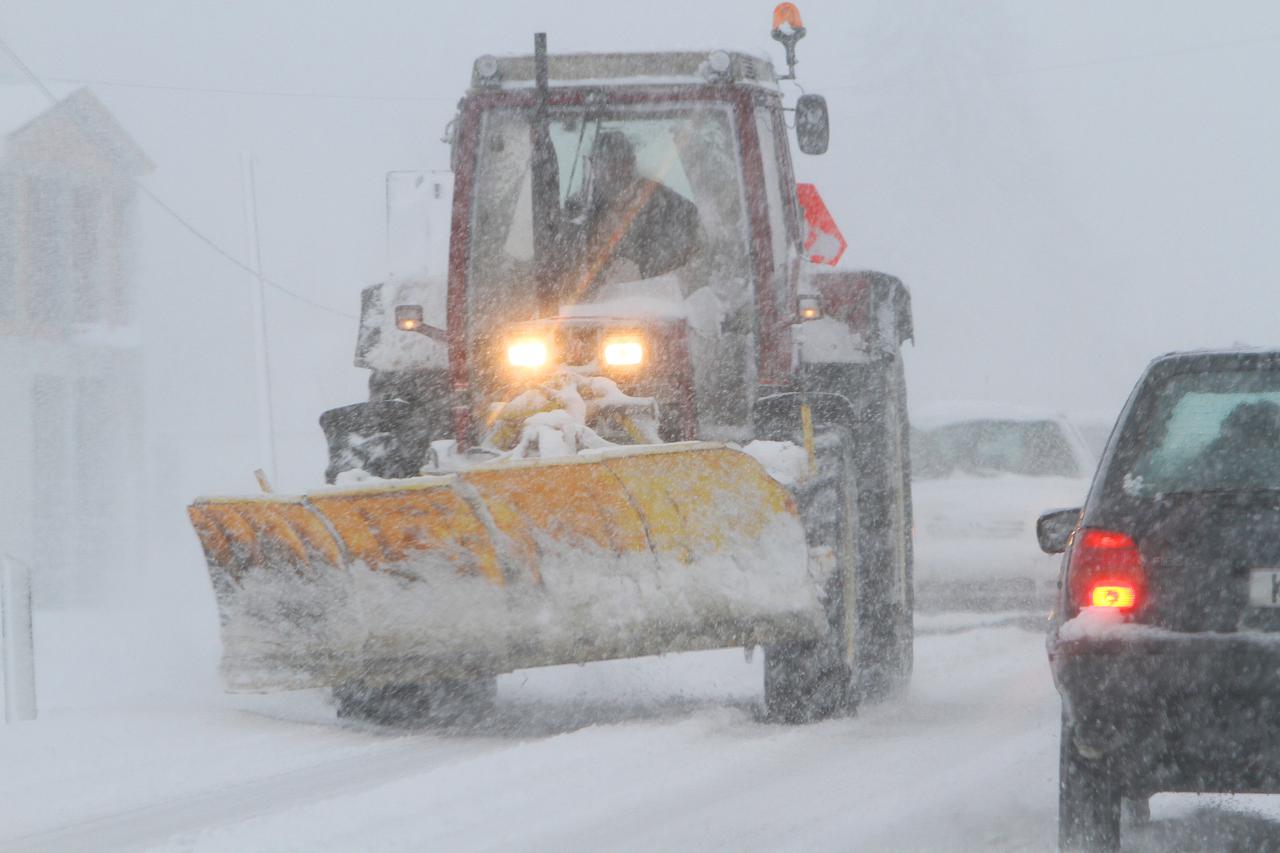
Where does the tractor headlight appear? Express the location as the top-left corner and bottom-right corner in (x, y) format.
(602, 337), (644, 367)
(507, 337), (550, 368)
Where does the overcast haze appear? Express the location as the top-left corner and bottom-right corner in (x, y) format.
(4, 0), (1279, 526)
(7, 1), (1280, 473)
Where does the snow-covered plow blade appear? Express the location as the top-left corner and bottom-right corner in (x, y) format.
(188, 443), (822, 691)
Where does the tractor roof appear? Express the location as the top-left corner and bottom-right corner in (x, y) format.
(470, 50), (780, 93)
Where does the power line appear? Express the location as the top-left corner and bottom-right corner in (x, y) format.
(0, 36), (57, 102)
(42, 74), (455, 103)
(0, 35), (358, 321)
(136, 183), (357, 319)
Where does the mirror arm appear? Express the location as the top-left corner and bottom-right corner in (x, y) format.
(408, 324), (448, 344)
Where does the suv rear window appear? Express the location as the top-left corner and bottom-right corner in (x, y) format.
(1122, 369), (1280, 495)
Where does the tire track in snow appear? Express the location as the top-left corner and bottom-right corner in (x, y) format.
(2, 625), (1058, 852)
(495, 628), (1060, 852)
(143, 627), (1060, 852)
(0, 737), (502, 853)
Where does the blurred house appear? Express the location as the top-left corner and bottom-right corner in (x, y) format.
(0, 87), (152, 606)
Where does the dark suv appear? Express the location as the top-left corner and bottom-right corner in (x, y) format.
(1039, 349), (1280, 851)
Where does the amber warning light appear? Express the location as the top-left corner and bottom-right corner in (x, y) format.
(771, 3), (807, 81)
(772, 3), (804, 32)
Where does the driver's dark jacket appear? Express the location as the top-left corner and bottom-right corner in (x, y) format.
(577, 178), (703, 285)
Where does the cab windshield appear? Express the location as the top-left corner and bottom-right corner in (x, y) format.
(467, 102), (750, 330)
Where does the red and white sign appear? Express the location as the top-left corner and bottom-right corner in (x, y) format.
(796, 182), (846, 267)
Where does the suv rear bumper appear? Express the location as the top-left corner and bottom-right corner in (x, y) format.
(1051, 631), (1280, 795)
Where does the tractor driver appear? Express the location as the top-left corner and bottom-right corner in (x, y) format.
(570, 131), (704, 298)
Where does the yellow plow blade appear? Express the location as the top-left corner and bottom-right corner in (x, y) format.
(188, 443), (822, 691)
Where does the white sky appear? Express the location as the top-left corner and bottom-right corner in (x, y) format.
(4, 0), (1280, 497)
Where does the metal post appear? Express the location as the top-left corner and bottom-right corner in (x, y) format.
(240, 153), (278, 487)
(1, 554), (37, 722)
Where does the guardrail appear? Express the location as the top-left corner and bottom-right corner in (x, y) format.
(1, 553), (36, 722)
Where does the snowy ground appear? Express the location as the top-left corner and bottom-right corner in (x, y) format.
(5, 612), (1280, 851)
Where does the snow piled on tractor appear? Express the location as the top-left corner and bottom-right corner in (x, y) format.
(333, 365), (812, 483)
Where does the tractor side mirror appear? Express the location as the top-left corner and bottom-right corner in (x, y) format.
(1037, 507), (1081, 555)
(395, 304), (448, 343)
(395, 304), (425, 332)
(795, 94), (829, 155)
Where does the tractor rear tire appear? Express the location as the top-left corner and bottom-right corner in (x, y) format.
(334, 677), (497, 727)
(764, 429), (861, 723)
(774, 358), (914, 707)
(851, 357), (914, 700)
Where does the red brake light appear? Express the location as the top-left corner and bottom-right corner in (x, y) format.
(1068, 528), (1144, 614)
(1080, 529), (1134, 550)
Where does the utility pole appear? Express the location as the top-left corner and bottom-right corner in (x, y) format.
(240, 153), (278, 488)
(1, 554), (36, 722)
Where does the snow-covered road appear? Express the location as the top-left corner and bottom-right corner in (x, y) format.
(4, 613), (1280, 851)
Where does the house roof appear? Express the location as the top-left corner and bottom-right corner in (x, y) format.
(1, 85), (153, 176)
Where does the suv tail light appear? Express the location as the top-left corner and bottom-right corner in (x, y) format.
(1068, 528), (1144, 615)
(1090, 584), (1137, 608)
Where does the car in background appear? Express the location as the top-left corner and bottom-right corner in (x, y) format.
(911, 403), (1095, 611)
(1042, 349), (1280, 851)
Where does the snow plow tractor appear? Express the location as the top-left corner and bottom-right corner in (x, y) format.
(188, 8), (915, 725)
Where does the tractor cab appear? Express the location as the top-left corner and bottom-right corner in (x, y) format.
(330, 10), (869, 478)
(428, 46), (829, 447)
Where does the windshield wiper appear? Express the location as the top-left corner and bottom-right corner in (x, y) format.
(563, 114), (596, 208)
